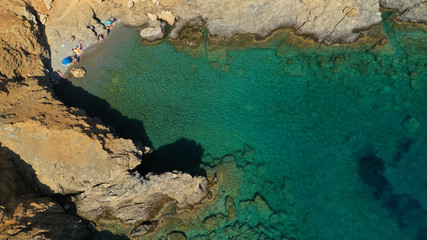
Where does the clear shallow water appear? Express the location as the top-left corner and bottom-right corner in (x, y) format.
(57, 12), (427, 240)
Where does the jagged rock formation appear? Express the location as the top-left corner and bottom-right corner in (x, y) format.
(0, 0), (209, 238)
(0, 76), (143, 194)
(0, 144), (93, 239)
(140, 19), (165, 41)
(380, 0), (427, 23)
(45, 0), (426, 71)
(70, 67), (87, 77)
(0, 0), (426, 239)
(0, 0), (48, 79)
(75, 172), (208, 235)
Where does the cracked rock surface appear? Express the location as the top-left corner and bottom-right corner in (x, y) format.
(1, 0), (209, 237)
(1, 0), (426, 238)
(380, 0), (427, 23)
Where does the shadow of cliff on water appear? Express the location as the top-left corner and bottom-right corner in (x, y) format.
(53, 78), (152, 147)
(136, 138), (206, 177)
(54, 79), (206, 177)
(93, 230), (131, 240)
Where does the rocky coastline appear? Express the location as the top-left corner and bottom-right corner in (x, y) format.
(0, 0), (426, 239)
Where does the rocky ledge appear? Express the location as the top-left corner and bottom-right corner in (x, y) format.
(44, 0), (427, 70)
(0, 0), (426, 239)
(380, 0), (427, 23)
(0, 0), (208, 238)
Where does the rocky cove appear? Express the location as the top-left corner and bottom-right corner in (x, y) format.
(0, 0), (426, 239)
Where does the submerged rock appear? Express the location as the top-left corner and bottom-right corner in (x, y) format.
(70, 67), (87, 78)
(403, 116), (420, 133)
(130, 221), (156, 237)
(140, 20), (165, 41)
(167, 231), (187, 240)
(203, 213), (227, 231)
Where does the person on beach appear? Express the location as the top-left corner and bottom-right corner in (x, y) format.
(49, 70), (63, 86)
(72, 54), (79, 63)
(104, 19), (113, 29)
(73, 47), (82, 55)
(97, 32), (104, 41)
(77, 43), (84, 51)
(69, 35), (76, 41)
(56, 70), (64, 78)
(88, 25), (97, 37)
(104, 18), (118, 29)
(97, 28), (105, 42)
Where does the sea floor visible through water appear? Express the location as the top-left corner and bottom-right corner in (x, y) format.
(55, 12), (427, 240)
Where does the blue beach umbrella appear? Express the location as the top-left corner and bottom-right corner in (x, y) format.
(62, 56), (72, 66)
(104, 20), (113, 26)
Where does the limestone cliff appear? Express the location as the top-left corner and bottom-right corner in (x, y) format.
(0, 144), (93, 239)
(0, 0), (208, 238)
(0, 0), (426, 239)
(44, 0), (426, 71)
(380, 0), (427, 23)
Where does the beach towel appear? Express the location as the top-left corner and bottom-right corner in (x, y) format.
(62, 56), (72, 66)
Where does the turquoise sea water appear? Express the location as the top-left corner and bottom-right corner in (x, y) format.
(57, 12), (427, 240)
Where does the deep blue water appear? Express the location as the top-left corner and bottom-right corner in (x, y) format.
(57, 12), (427, 240)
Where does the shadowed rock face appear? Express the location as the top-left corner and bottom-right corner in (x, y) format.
(75, 172), (208, 228)
(0, 77), (143, 194)
(0, 145), (94, 240)
(0, 0), (209, 237)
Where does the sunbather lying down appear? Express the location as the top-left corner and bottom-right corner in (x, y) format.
(73, 47), (82, 55)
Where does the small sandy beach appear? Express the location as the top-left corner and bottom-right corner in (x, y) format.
(54, 23), (125, 78)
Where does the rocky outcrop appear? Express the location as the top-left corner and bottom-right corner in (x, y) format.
(44, 0), (426, 71)
(0, 144), (93, 240)
(1, 0), (426, 239)
(0, 198), (93, 240)
(75, 172), (208, 235)
(380, 0), (427, 23)
(0, 75), (143, 194)
(0, 0), (48, 79)
(70, 67), (87, 77)
(158, 10), (176, 25)
(0, 0), (209, 237)
(140, 19), (165, 41)
(168, 0), (382, 44)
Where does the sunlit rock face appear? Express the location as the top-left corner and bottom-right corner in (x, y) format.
(0, 0), (209, 237)
(0, 145), (94, 240)
(380, 0), (427, 23)
(0, 0), (426, 239)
